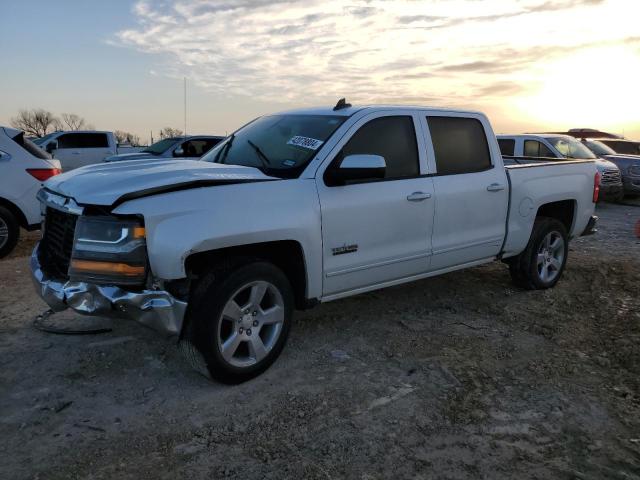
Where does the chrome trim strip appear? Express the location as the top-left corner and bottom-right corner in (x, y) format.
(325, 252), (430, 278)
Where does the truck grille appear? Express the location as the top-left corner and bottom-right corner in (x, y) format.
(601, 169), (622, 185)
(40, 207), (78, 279)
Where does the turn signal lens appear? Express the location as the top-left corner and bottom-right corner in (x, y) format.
(70, 260), (146, 277)
(26, 168), (62, 182)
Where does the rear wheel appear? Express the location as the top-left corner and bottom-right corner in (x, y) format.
(182, 260), (293, 384)
(0, 206), (20, 259)
(508, 217), (568, 290)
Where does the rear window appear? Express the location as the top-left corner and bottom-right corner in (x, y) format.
(427, 116), (492, 175)
(498, 139), (515, 156)
(58, 133), (109, 149)
(9, 131), (52, 160)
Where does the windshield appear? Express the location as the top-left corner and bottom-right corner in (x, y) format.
(201, 114), (346, 178)
(33, 132), (58, 146)
(584, 140), (616, 156)
(547, 137), (597, 159)
(143, 138), (180, 155)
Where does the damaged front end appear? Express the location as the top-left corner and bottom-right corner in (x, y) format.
(30, 189), (187, 336)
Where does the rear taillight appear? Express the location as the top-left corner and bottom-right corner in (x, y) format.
(26, 168), (62, 182)
(593, 171), (601, 203)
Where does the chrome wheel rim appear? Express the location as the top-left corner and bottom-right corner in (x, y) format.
(537, 231), (564, 283)
(0, 217), (8, 249)
(217, 280), (285, 368)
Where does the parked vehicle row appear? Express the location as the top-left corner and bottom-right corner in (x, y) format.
(104, 135), (224, 163)
(0, 127), (61, 257)
(497, 134), (625, 201)
(30, 103), (599, 383)
(33, 130), (143, 170)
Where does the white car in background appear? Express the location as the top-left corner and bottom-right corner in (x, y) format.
(0, 127), (61, 258)
(33, 131), (143, 170)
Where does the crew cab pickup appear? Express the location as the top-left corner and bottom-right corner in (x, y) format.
(31, 104), (599, 383)
(34, 131), (144, 170)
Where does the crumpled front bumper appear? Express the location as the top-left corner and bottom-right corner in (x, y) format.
(30, 245), (187, 336)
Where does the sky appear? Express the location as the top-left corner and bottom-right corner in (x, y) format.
(1, 0), (639, 143)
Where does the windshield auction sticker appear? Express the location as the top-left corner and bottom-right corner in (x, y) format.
(287, 136), (324, 150)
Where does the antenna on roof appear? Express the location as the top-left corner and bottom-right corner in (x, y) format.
(333, 98), (351, 111)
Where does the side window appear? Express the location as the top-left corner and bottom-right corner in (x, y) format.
(83, 133), (109, 148)
(57, 133), (82, 149)
(427, 116), (491, 175)
(524, 140), (554, 158)
(340, 116), (420, 179)
(181, 139), (219, 157)
(497, 139), (515, 156)
(57, 133), (108, 149)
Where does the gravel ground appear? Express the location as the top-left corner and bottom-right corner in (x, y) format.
(1, 200), (640, 480)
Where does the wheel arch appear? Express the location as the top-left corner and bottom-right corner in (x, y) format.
(184, 240), (313, 311)
(0, 197), (29, 229)
(535, 199), (576, 234)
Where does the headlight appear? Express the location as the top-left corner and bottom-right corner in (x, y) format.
(629, 164), (640, 176)
(69, 216), (147, 285)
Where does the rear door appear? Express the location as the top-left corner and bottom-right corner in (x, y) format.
(422, 114), (508, 270)
(55, 133), (111, 170)
(316, 111), (435, 296)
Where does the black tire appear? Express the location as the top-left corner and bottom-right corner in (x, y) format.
(508, 217), (569, 290)
(181, 260), (294, 384)
(0, 206), (20, 259)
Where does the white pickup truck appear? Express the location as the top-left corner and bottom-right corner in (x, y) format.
(31, 103), (599, 383)
(33, 131), (143, 170)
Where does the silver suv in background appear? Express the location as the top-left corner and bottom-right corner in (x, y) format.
(497, 134), (624, 201)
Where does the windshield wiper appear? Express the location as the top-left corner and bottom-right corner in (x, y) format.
(215, 133), (235, 164)
(247, 139), (272, 170)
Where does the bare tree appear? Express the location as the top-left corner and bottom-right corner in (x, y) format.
(159, 127), (184, 139)
(10, 109), (61, 137)
(60, 113), (93, 131)
(114, 130), (142, 146)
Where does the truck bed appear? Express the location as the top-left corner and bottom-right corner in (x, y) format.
(501, 159), (597, 259)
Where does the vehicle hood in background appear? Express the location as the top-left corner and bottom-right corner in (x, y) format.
(44, 159), (278, 206)
(595, 158), (620, 172)
(104, 152), (155, 162)
(602, 154), (640, 169)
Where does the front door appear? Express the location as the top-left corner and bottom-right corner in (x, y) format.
(316, 112), (435, 297)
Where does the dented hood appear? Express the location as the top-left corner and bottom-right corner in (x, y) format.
(44, 159), (277, 206)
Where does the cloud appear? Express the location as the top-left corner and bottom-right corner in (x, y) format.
(113, 0), (636, 105)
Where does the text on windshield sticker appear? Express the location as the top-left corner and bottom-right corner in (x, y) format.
(287, 136), (324, 150)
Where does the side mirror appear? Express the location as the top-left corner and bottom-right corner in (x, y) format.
(173, 147), (185, 157)
(45, 141), (58, 154)
(332, 154), (386, 183)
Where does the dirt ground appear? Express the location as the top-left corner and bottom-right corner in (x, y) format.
(1, 201), (640, 480)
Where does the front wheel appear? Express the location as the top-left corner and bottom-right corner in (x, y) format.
(182, 261), (293, 384)
(508, 217), (569, 290)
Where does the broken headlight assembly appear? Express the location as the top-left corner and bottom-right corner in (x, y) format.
(69, 216), (148, 286)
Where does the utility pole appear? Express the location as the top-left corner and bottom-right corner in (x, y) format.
(184, 77), (187, 138)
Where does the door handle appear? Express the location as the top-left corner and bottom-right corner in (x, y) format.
(407, 192), (432, 202)
(486, 183), (505, 192)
